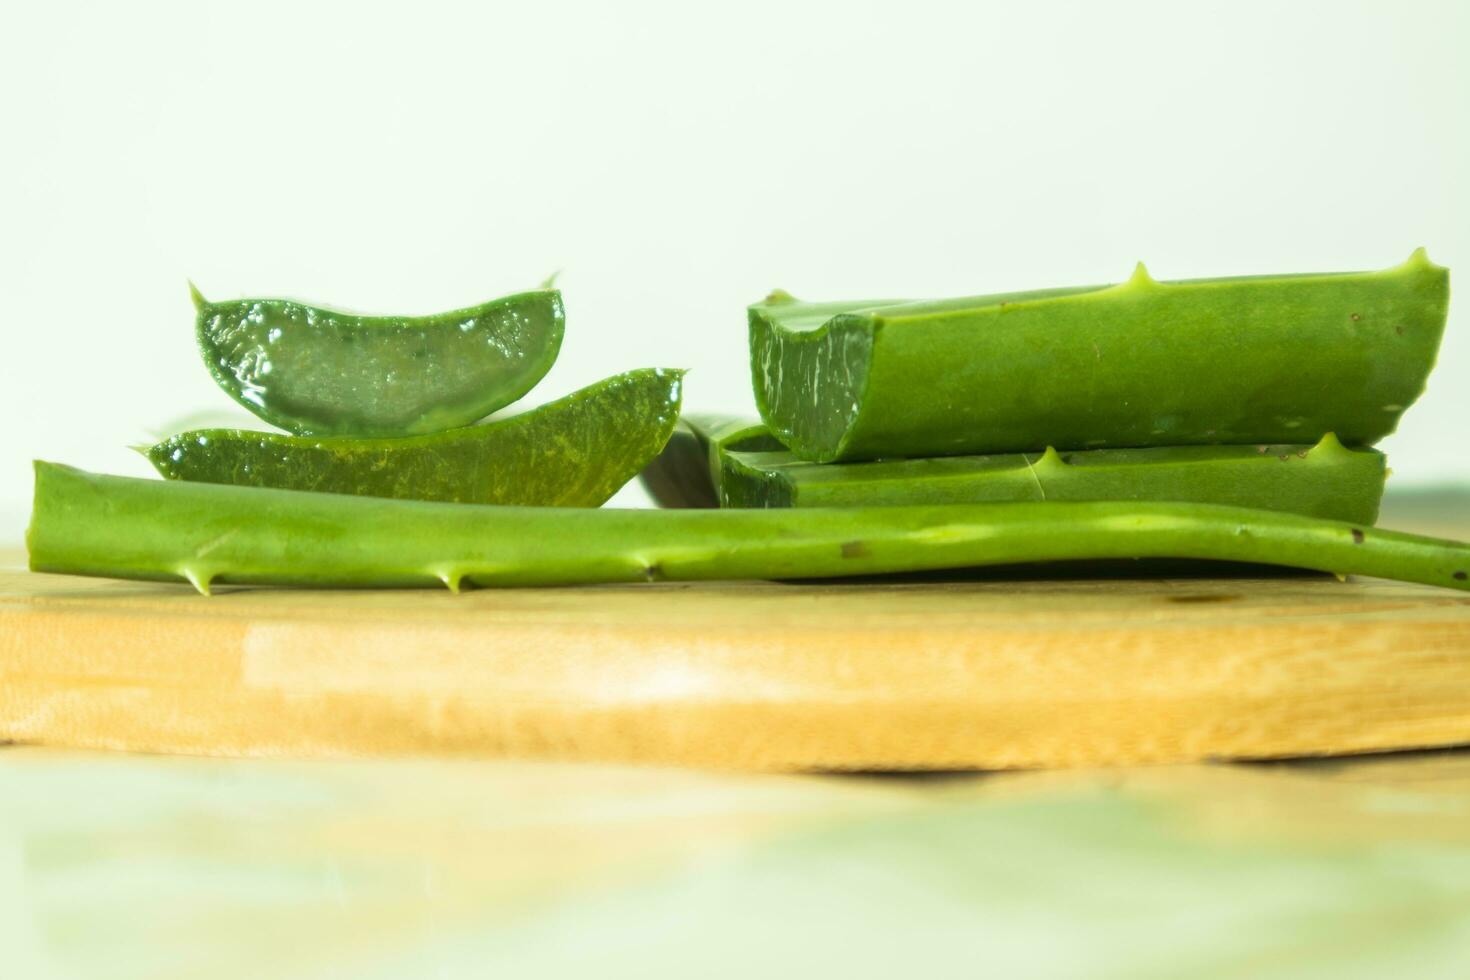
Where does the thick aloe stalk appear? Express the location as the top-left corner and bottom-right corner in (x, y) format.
(145, 369), (683, 507)
(646, 416), (1386, 524)
(27, 463), (1470, 594)
(194, 285), (564, 437)
(750, 251), (1449, 462)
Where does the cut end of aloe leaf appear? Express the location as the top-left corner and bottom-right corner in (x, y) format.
(748, 301), (875, 463)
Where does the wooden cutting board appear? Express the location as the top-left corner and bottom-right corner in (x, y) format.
(5, 537), (1470, 770)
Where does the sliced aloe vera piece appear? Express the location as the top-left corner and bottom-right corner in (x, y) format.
(146, 369), (683, 507)
(193, 285), (565, 436)
(646, 417), (1387, 524)
(637, 420), (721, 509)
(639, 416), (783, 509)
(750, 251), (1449, 462)
(27, 462), (1470, 594)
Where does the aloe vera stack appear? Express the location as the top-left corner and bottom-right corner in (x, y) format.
(28, 251), (1470, 594)
(146, 285), (685, 506)
(639, 251), (1450, 528)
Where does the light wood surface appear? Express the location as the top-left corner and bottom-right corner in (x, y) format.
(5, 546), (1470, 770)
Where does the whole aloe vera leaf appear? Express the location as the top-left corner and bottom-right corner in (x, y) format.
(193, 285), (564, 437)
(145, 369), (683, 507)
(27, 462), (1470, 595)
(658, 417), (1386, 524)
(749, 251), (1449, 462)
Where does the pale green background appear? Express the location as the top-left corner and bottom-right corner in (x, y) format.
(1, 0), (1467, 537)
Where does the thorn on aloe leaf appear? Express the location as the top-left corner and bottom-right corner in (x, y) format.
(1309, 432), (1347, 457)
(1037, 446), (1067, 469)
(179, 565), (212, 596)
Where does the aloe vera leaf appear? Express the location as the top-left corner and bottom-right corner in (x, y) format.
(193, 285), (564, 437)
(639, 416), (783, 508)
(27, 462), (1470, 595)
(638, 420), (720, 509)
(663, 417), (1386, 524)
(144, 369), (683, 507)
(749, 251), (1449, 462)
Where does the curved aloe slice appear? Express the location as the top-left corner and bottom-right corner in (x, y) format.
(27, 462), (1470, 594)
(750, 251), (1449, 462)
(193, 285), (564, 436)
(649, 417), (1386, 524)
(145, 369), (683, 507)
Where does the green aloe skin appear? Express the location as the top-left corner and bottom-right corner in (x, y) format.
(194, 285), (565, 437)
(27, 462), (1470, 595)
(637, 419), (726, 509)
(643, 416), (1387, 524)
(749, 251), (1450, 462)
(145, 369), (684, 507)
(639, 416), (786, 509)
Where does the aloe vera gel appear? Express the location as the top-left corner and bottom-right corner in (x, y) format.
(194, 286), (565, 437)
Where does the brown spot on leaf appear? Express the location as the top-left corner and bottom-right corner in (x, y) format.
(1256, 445), (1270, 454)
(1351, 528), (1365, 544)
(643, 563), (664, 581)
(1350, 313), (1362, 321)
(1278, 454), (1290, 461)
(1395, 324), (1406, 336)
(1296, 450), (1308, 459)
(1455, 570), (1467, 581)
(841, 540), (871, 559)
